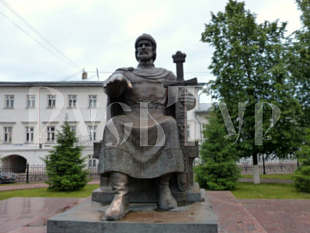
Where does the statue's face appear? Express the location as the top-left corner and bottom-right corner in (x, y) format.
(136, 40), (153, 61)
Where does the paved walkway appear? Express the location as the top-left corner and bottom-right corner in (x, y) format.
(1, 179), (309, 233)
(238, 178), (293, 184)
(207, 191), (310, 233)
(0, 180), (100, 192)
(0, 191), (309, 233)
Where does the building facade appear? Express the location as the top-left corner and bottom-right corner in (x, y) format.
(0, 81), (207, 169)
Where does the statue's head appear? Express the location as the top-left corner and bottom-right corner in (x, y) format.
(135, 33), (157, 62)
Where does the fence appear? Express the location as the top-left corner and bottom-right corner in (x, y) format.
(0, 164), (100, 183)
(2, 162), (299, 183)
(237, 161), (298, 174)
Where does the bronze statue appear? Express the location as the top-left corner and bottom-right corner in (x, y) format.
(98, 34), (196, 221)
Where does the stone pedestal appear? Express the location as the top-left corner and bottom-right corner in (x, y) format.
(47, 190), (218, 233)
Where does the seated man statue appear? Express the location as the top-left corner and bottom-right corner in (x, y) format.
(98, 33), (196, 221)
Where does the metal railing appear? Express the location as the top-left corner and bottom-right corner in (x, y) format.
(0, 164), (100, 183)
(237, 161), (298, 174)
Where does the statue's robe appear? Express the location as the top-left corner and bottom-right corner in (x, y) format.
(98, 66), (184, 178)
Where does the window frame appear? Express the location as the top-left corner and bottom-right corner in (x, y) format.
(88, 95), (97, 108)
(27, 95), (36, 108)
(46, 126), (55, 142)
(88, 125), (97, 141)
(68, 95), (77, 108)
(5, 95), (14, 109)
(47, 95), (56, 108)
(4, 127), (13, 143)
(25, 126), (34, 143)
(88, 154), (97, 167)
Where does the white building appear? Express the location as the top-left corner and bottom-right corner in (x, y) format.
(0, 81), (208, 169)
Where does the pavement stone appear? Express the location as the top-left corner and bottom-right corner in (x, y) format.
(1, 185), (310, 233)
(207, 191), (267, 233)
(0, 197), (86, 233)
(241, 199), (310, 233)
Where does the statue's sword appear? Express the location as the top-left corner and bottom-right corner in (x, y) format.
(165, 51), (198, 192)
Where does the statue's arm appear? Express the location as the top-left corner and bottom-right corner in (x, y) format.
(179, 91), (196, 111)
(103, 72), (132, 98)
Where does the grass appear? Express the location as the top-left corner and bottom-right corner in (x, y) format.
(240, 173), (295, 180)
(0, 184), (99, 201)
(232, 183), (310, 199)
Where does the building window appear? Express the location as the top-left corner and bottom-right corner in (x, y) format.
(68, 95), (77, 108)
(88, 155), (97, 167)
(89, 95), (97, 108)
(4, 127), (12, 143)
(47, 126), (55, 142)
(27, 95), (36, 108)
(5, 95), (14, 108)
(47, 95), (56, 108)
(26, 127), (34, 142)
(70, 126), (76, 132)
(88, 126), (97, 141)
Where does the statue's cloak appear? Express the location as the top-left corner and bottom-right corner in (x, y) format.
(98, 67), (184, 178)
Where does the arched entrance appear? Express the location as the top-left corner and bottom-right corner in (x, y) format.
(2, 155), (27, 173)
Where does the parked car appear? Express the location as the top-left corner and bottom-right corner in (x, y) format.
(0, 171), (17, 184)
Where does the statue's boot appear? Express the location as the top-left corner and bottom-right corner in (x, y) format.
(103, 172), (129, 221)
(158, 174), (177, 210)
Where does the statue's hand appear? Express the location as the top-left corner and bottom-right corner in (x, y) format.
(179, 92), (196, 110)
(103, 74), (132, 98)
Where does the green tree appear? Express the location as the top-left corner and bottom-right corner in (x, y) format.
(286, 1), (310, 185)
(44, 121), (89, 191)
(288, 0), (310, 127)
(294, 128), (310, 193)
(195, 108), (241, 190)
(201, 0), (303, 184)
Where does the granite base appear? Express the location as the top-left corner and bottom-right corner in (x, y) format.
(47, 189), (218, 233)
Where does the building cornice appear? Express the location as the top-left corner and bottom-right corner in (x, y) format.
(0, 122), (16, 124)
(0, 81), (104, 87)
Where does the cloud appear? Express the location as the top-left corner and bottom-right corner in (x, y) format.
(0, 0), (303, 83)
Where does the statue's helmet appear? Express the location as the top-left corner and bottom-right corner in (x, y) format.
(135, 33), (157, 62)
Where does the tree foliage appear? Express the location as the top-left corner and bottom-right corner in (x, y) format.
(201, 0), (303, 169)
(294, 128), (310, 193)
(286, 0), (310, 192)
(195, 108), (240, 190)
(288, 0), (310, 128)
(44, 121), (89, 191)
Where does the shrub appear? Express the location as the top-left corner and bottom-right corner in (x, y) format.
(195, 108), (240, 190)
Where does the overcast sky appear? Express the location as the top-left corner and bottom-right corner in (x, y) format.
(0, 0), (302, 84)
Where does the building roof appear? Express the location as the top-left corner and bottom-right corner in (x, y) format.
(0, 81), (104, 87)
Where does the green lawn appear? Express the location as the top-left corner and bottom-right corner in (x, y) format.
(232, 183), (310, 199)
(240, 173), (295, 180)
(0, 184), (99, 201)
(2, 181), (310, 201)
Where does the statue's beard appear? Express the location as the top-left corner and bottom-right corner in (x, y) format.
(138, 54), (152, 61)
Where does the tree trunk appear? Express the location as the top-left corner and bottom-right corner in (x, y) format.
(253, 153), (260, 184)
(262, 154), (266, 175)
